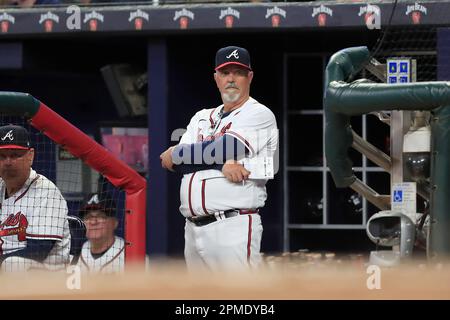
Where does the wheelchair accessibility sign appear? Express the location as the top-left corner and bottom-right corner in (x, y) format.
(392, 182), (416, 214)
(393, 190), (403, 202)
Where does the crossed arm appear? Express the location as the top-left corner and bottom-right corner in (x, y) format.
(0, 239), (56, 267)
(160, 135), (251, 183)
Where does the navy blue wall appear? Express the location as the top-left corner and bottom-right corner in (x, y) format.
(147, 39), (169, 256)
(438, 28), (450, 81)
(0, 43), (22, 69)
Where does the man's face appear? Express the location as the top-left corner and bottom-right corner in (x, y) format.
(0, 148), (34, 180)
(83, 210), (118, 242)
(214, 65), (253, 104)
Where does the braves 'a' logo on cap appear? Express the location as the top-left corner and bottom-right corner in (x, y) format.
(1, 130), (14, 141)
(88, 194), (100, 205)
(226, 49), (239, 59)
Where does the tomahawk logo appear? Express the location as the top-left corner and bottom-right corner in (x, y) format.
(226, 49), (239, 59)
(1, 130), (14, 141)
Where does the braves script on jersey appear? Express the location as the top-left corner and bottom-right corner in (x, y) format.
(178, 97), (278, 217)
(0, 169), (70, 268)
(77, 236), (125, 273)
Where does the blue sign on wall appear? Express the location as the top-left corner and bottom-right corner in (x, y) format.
(393, 190), (403, 202)
(387, 59), (411, 83)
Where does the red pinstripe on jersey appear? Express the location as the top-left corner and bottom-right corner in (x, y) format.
(225, 131), (255, 155)
(247, 215), (252, 263)
(188, 172), (197, 216)
(26, 233), (63, 240)
(201, 180), (208, 215)
(209, 107), (219, 128)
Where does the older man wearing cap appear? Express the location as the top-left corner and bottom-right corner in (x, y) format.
(160, 46), (278, 271)
(0, 124), (71, 272)
(76, 193), (124, 273)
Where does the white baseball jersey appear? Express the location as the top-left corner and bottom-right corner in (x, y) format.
(178, 97), (278, 217)
(0, 169), (71, 269)
(77, 236), (125, 273)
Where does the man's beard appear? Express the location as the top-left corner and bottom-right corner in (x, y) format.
(221, 91), (240, 103)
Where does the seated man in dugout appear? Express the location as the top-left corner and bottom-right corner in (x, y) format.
(0, 124), (71, 272)
(76, 193), (125, 273)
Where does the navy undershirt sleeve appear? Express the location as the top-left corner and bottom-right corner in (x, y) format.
(170, 110), (249, 174)
(172, 134), (249, 168)
(0, 239), (56, 266)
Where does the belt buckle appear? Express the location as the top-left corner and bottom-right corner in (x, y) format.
(214, 211), (226, 221)
(188, 215), (212, 227)
(187, 216), (195, 223)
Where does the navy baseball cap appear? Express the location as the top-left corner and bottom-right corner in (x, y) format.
(0, 124), (31, 150)
(79, 193), (117, 219)
(215, 46), (252, 71)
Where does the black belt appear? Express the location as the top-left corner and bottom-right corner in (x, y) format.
(187, 209), (259, 227)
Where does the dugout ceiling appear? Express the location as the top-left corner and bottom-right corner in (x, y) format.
(0, 0), (446, 37)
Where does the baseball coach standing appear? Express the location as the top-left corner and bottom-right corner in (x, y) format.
(160, 46), (278, 272)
